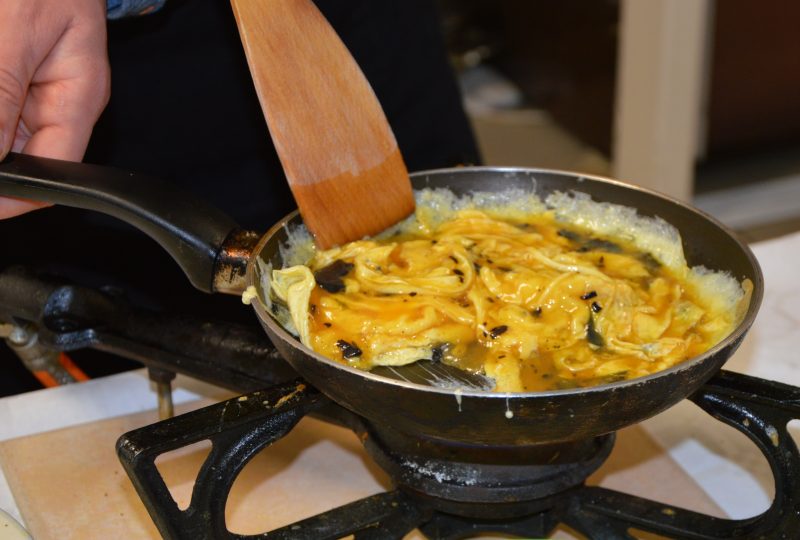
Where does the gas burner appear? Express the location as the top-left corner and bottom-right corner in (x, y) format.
(362, 424), (615, 519)
(2, 267), (799, 539)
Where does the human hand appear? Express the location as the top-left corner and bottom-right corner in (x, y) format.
(0, 0), (110, 218)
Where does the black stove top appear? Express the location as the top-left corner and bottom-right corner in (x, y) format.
(2, 267), (798, 539)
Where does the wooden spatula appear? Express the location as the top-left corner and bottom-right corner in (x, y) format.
(229, 0), (415, 249)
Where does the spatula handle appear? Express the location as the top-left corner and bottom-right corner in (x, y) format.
(0, 152), (241, 293)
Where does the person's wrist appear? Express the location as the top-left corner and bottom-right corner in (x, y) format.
(106, 0), (166, 19)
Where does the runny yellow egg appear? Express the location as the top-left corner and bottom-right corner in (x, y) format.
(269, 190), (750, 393)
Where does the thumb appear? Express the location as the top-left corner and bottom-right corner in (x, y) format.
(0, 67), (26, 159)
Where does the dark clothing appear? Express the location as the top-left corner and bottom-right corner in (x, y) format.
(89, 0), (479, 230)
(0, 0), (479, 395)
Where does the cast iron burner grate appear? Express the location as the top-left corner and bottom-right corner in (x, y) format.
(117, 374), (800, 540)
(2, 268), (799, 539)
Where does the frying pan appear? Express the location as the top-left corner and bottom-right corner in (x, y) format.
(0, 153), (762, 445)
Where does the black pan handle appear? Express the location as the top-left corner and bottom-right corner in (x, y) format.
(0, 152), (240, 293)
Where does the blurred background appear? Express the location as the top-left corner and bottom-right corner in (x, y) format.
(439, 0), (800, 242)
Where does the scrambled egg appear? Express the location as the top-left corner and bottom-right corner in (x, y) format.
(268, 190), (751, 392)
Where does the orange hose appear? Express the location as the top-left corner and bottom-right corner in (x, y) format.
(32, 370), (59, 388)
(58, 352), (90, 382)
(32, 353), (91, 387)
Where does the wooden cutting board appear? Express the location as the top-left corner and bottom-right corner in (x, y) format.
(0, 402), (724, 539)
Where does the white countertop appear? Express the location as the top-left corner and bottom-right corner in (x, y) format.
(1, 231), (799, 531)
